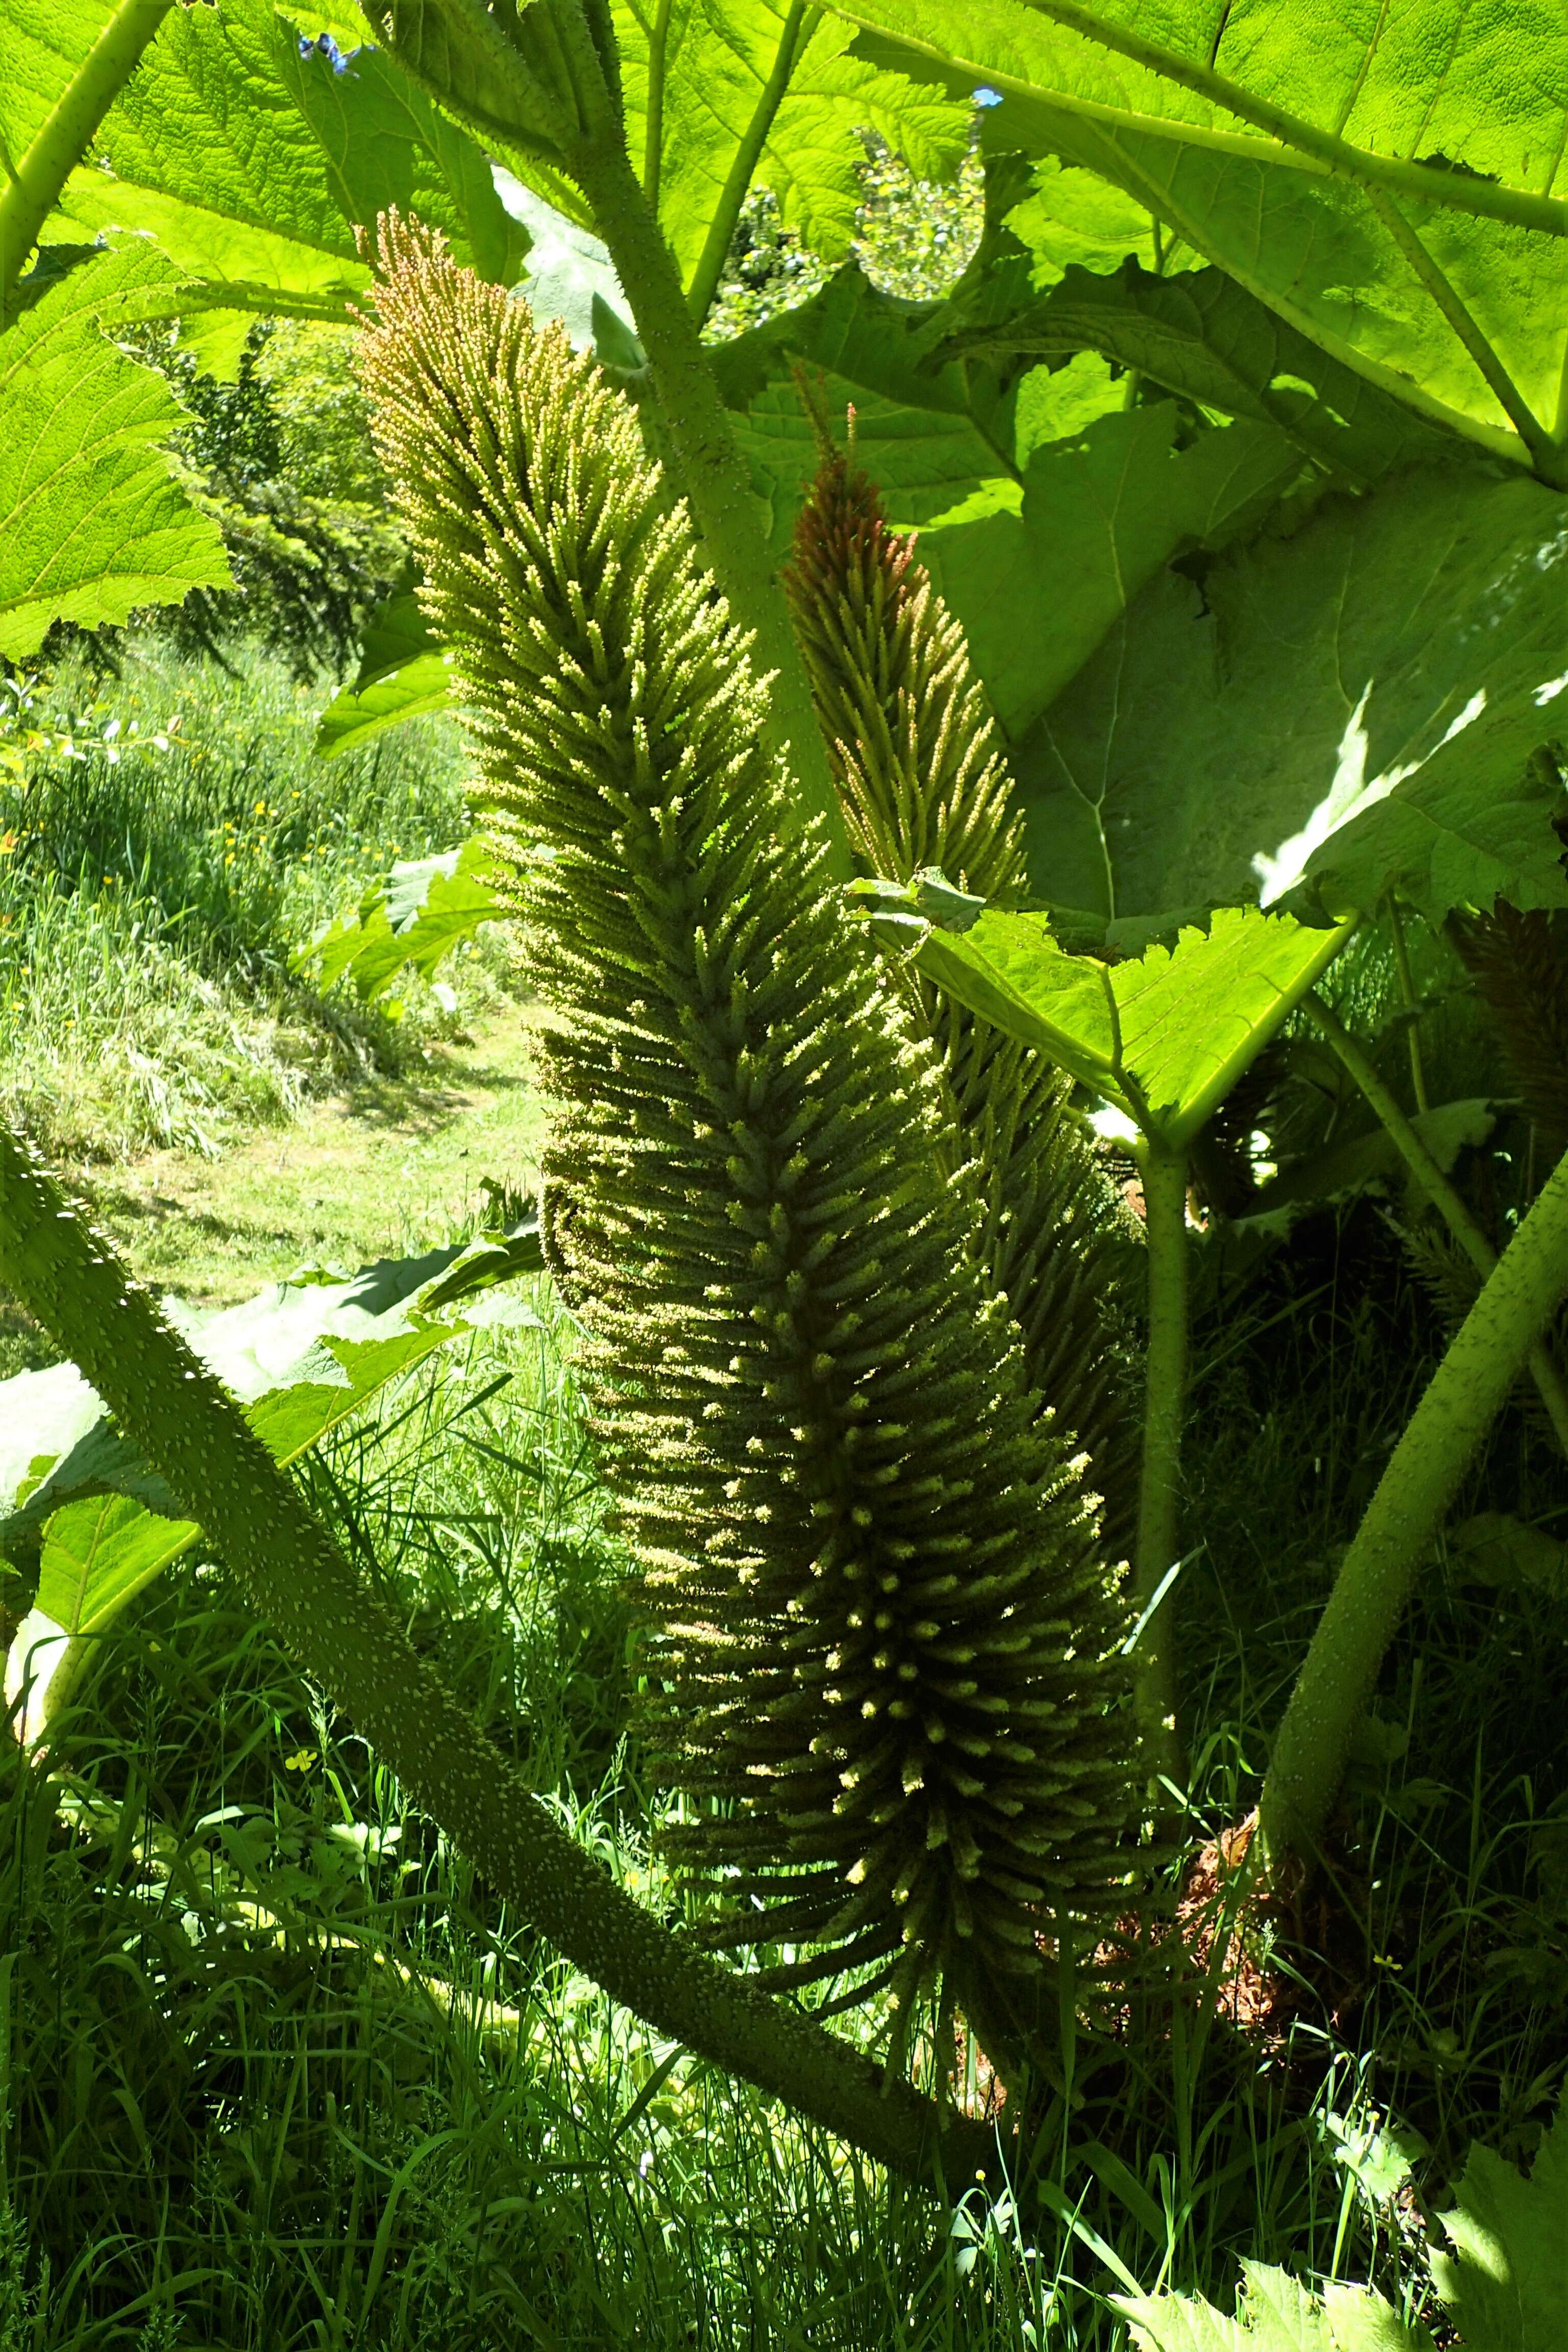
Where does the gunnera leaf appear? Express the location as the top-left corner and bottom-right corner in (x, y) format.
(783, 426), (1141, 1562)
(1431, 2084), (1568, 2348)
(1116, 2256), (1434, 2349)
(359, 213), (1142, 2021)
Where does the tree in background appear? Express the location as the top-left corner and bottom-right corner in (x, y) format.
(142, 317), (405, 677)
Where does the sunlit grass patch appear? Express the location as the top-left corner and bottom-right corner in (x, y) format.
(0, 640), (517, 1169)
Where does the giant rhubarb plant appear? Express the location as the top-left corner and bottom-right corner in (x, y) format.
(357, 214), (1142, 2049)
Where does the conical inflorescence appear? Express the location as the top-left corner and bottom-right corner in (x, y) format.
(359, 216), (1140, 2018)
(785, 431), (1139, 1561)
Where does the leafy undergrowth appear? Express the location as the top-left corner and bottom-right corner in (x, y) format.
(1182, 1193), (1568, 2146)
(1120, 2099), (1567, 2346)
(0, 639), (515, 1168)
(2, 1218), (1565, 2350)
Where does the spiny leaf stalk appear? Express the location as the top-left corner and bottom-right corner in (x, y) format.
(0, 1118), (998, 2181)
(784, 434), (1140, 1560)
(360, 216), (1141, 2010)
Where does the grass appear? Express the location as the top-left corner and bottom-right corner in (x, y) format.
(83, 996), (547, 1312)
(0, 998), (548, 1375)
(0, 633), (533, 1378)
(0, 639), (513, 1171)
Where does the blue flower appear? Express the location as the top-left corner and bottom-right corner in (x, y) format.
(298, 31), (352, 73)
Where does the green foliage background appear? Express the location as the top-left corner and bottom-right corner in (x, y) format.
(4, 0), (1568, 2344)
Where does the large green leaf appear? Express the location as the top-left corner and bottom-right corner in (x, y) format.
(712, 261), (1013, 525)
(0, 3), (162, 204)
(717, 258), (1301, 736)
(277, 17), (532, 287)
(492, 171), (634, 351)
(0, 1367), (103, 1534)
(612, 0), (967, 299)
(1016, 464), (1568, 928)
(957, 404), (1297, 738)
(834, 0), (1568, 465)
(326, 578), (435, 691)
(1117, 2256), (1432, 2349)
(313, 573), (453, 753)
(43, 0), (530, 317)
(1192, 1095), (1502, 1303)
(1017, 122), (1568, 464)
(1004, 153), (1181, 286)
(0, 0), (108, 165)
(45, 1), (364, 309)
(294, 837), (503, 1002)
(936, 256), (1465, 491)
(313, 652), (454, 753)
(838, 0), (1568, 203)
(0, 1233), (540, 1543)
(33, 1494), (200, 1648)
(916, 903), (1349, 1147)
(358, 0), (584, 219)
(1117, 2091), (1568, 2350)
(0, 0), (181, 323)
(1252, 1099), (1501, 1222)
(0, 239), (231, 658)
(1432, 2095), (1568, 2351)
(282, 4), (373, 40)
(3, 1325), (444, 1744)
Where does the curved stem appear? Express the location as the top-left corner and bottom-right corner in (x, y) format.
(1257, 1132), (1568, 1874)
(565, 129), (851, 879)
(683, 0), (812, 330)
(1132, 1138), (1189, 1790)
(0, 0), (175, 327)
(642, 0), (676, 210)
(1304, 991), (1568, 1462)
(1383, 897), (1429, 1115)
(0, 1118), (991, 2187)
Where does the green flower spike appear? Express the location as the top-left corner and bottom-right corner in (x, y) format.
(359, 213), (1141, 2045)
(784, 421), (1140, 1564)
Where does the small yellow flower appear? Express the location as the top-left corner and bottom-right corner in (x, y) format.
(283, 1747), (318, 1773)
